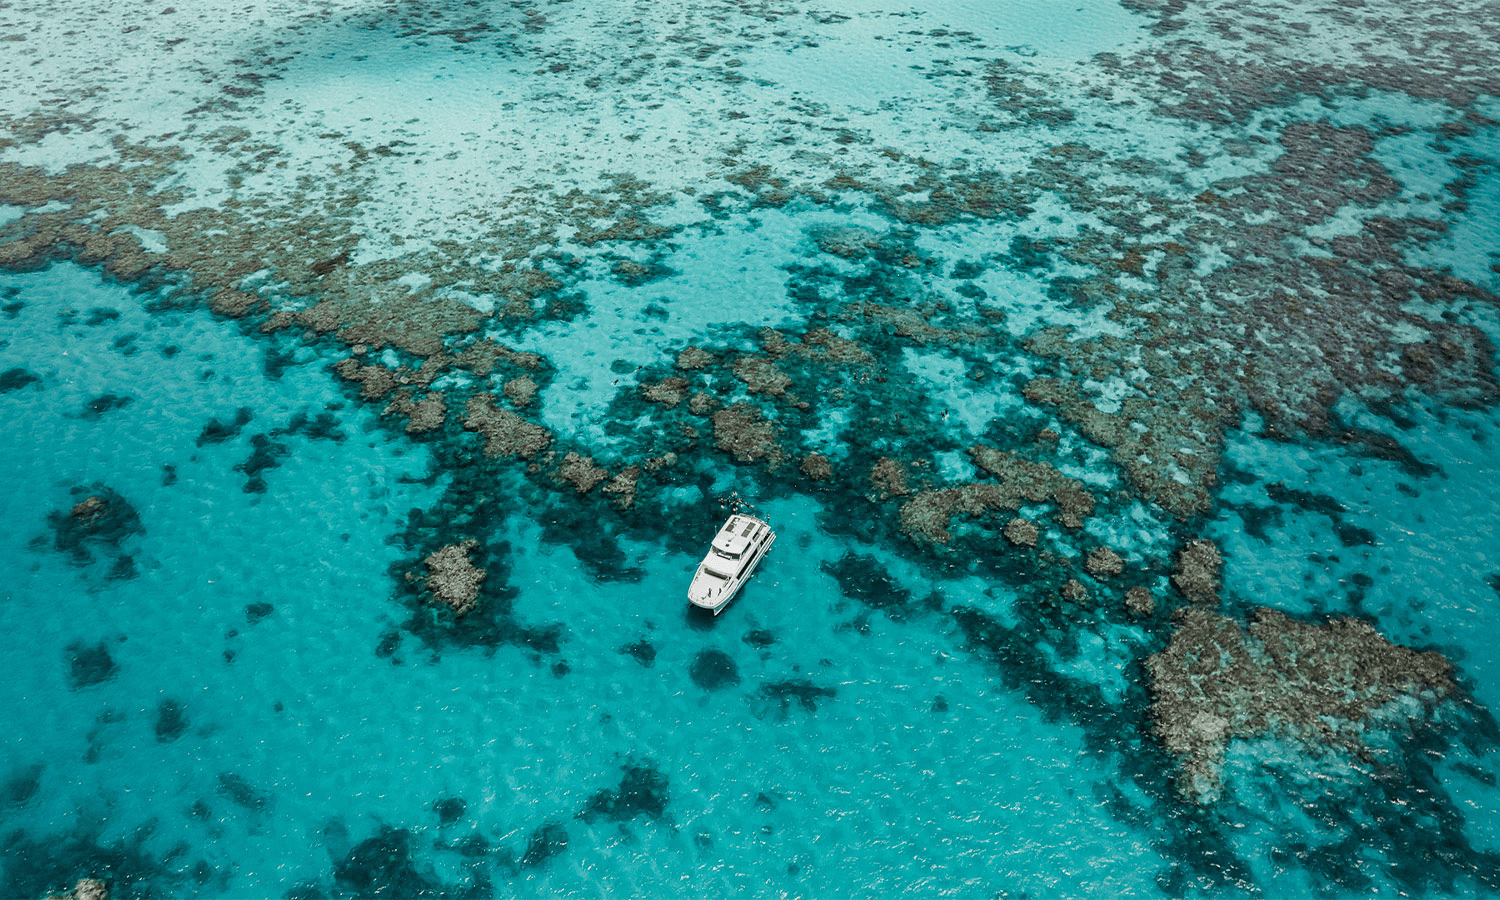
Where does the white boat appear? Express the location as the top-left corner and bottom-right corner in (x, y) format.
(687, 514), (776, 615)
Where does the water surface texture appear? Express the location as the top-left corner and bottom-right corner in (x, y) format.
(1, 0), (1499, 897)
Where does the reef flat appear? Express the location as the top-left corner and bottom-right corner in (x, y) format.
(1, 0), (1498, 896)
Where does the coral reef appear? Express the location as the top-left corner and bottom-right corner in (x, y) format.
(1124, 586), (1156, 618)
(423, 540), (485, 617)
(1146, 607), (1456, 801)
(42, 878), (108, 900)
(555, 452), (608, 494)
(1002, 517), (1039, 548)
(1173, 540), (1223, 604)
(463, 395), (551, 459)
(383, 390), (447, 434)
(1085, 547), (1123, 580)
(577, 760), (670, 824)
(799, 452), (833, 481)
(710, 402), (781, 465)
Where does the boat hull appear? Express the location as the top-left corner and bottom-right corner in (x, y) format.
(687, 518), (775, 615)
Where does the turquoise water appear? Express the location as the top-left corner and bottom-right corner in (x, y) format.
(3, 0), (1500, 897)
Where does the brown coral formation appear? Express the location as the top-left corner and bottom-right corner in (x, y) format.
(711, 403), (780, 464)
(732, 355), (792, 397)
(424, 540), (485, 616)
(1060, 578), (1089, 604)
(44, 879), (108, 900)
(799, 452), (833, 481)
(868, 457), (911, 499)
(602, 465), (641, 509)
(898, 448), (1097, 543)
(1124, 585), (1156, 618)
(1147, 607), (1456, 802)
(675, 346), (713, 371)
(384, 390), (448, 434)
(641, 376), (690, 408)
(1085, 547), (1124, 580)
(456, 341), (543, 378)
(1002, 517), (1039, 547)
(333, 358), (398, 400)
(503, 375), (538, 408)
(463, 394), (551, 459)
(556, 452), (608, 494)
(898, 484), (1016, 544)
(968, 445), (1095, 528)
(1173, 539), (1223, 604)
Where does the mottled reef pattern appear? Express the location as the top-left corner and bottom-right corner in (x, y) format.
(4, 0), (1500, 894)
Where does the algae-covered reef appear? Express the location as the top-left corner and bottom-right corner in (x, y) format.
(2, 0), (1499, 892)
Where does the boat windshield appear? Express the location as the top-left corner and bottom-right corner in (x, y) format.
(714, 548), (742, 560)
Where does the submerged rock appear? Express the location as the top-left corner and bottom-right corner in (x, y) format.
(1146, 606), (1456, 802)
(424, 540), (485, 616)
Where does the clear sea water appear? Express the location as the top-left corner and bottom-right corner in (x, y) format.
(2, 0), (1499, 898)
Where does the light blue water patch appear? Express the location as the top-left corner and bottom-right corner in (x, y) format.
(515, 204), (877, 444)
(902, 346), (1023, 436)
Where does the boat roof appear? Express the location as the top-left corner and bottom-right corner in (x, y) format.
(711, 514), (767, 556)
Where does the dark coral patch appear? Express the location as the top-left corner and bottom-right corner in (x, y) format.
(519, 822), (569, 869)
(689, 649), (740, 691)
(216, 773), (270, 812)
(65, 641), (119, 689)
(78, 393), (132, 419)
(245, 602), (274, 624)
(753, 679), (837, 717)
(0, 819), (184, 899)
(433, 796), (467, 825)
(154, 699), (188, 743)
(49, 485), (143, 569)
(578, 760), (670, 824)
(1, 763), (43, 809)
(742, 629), (776, 648)
(619, 639), (656, 667)
(0, 366), (40, 392)
(196, 407), (253, 446)
(334, 826), (450, 897)
(822, 551), (912, 613)
(236, 433), (289, 493)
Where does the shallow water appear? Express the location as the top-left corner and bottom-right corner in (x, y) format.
(2, 0), (1500, 897)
